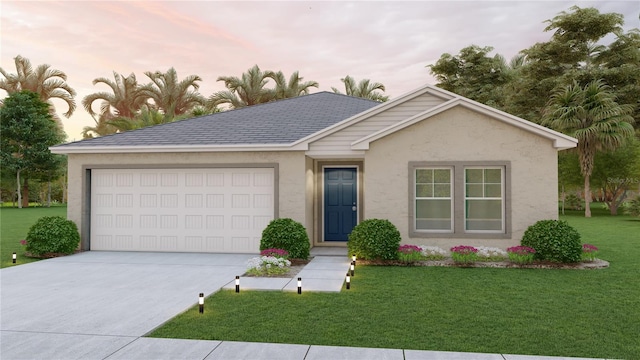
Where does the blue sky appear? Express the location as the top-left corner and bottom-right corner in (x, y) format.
(1, 1), (638, 140)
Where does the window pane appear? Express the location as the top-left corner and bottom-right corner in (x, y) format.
(434, 184), (450, 197)
(416, 169), (433, 183)
(434, 169), (450, 183)
(466, 169), (483, 183)
(416, 184), (433, 197)
(416, 199), (451, 231)
(485, 184), (501, 197)
(484, 169), (502, 183)
(466, 199), (502, 231)
(466, 184), (483, 197)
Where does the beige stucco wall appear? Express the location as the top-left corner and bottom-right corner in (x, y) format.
(66, 151), (311, 248)
(363, 105), (559, 249)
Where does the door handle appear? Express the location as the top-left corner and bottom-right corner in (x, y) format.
(352, 206), (357, 211)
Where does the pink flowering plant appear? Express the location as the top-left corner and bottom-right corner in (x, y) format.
(506, 246), (536, 264)
(397, 245), (423, 263)
(260, 248), (289, 259)
(581, 244), (599, 262)
(20, 239), (27, 246)
(450, 245), (478, 264)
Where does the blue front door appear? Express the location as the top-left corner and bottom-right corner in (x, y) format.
(324, 167), (357, 241)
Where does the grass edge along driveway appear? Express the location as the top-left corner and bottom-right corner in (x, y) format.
(150, 208), (640, 359)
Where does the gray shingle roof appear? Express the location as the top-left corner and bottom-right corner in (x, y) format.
(56, 92), (380, 148)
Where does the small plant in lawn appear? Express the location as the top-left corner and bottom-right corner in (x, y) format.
(506, 246), (536, 264)
(420, 246), (447, 260)
(581, 244), (599, 262)
(626, 195), (640, 218)
(260, 248), (289, 259)
(398, 245), (423, 263)
(450, 245), (478, 264)
(246, 256), (291, 276)
(476, 246), (508, 261)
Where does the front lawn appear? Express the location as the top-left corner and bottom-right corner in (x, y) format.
(0, 206), (67, 268)
(149, 207), (640, 359)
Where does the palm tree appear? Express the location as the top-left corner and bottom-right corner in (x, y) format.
(106, 105), (170, 132)
(81, 117), (119, 139)
(0, 55), (76, 126)
(265, 70), (319, 100)
(543, 79), (635, 217)
(82, 72), (147, 121)
(139, 67), (205, 119)
(210, 65), (274, 109)
(331, 76), (389, 102)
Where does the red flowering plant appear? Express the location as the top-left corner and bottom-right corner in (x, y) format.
(450, 245), (478, 264)
(581, 244), (599, 262)
(506, 246), (536, 264)
(398, 244), (423, 263)
(260, 248), (289, 259)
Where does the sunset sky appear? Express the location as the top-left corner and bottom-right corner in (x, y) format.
(1, 1), (638, 141)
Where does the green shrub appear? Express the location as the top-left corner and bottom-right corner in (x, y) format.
(564, 194), (583, 210)
(626, 195), (640, 218)
(521, 220), (582, 263)
(260, 218), (310, 260)
(25, 216), (80, 256)
(348, 219), (401, 260)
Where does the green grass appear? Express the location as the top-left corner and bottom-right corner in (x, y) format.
(0, 206), (67, 268)
(150, 207), (640, 359)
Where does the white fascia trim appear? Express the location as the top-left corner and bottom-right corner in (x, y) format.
(305, 150), (366, 159)
(351, 98), (578, 150)
(290, 84), (454, 147)
(49, 143), (305, 154)
(351, 99), (459, 150)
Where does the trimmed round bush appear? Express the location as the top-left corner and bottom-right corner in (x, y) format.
(25, 216), (80, 256)
(521, 220), (582, 263)
(260, 218), (310, 260)
(347, 219), (401, 260)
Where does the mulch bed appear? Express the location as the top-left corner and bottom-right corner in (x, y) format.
(242, 258), (311, 278)
(357, 258), (609, 269)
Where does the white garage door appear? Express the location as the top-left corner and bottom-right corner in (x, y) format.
(90, 168), (274, 253)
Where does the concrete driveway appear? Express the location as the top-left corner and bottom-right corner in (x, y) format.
(1, 251), (253, 359)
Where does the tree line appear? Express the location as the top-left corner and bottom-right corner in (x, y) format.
(1, 6), (638, 214)
(427, 6), (640, 217)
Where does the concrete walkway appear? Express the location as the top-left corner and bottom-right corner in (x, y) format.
(1, 250), (605, 360)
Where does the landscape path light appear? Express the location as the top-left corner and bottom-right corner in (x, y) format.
(297, 277), (302, 294)
(198, 293), (204, 314)
(235, 276), (240, 293)
(12, 252), (16, 264)
(350, 261), (355, 276)
(346, 273), (351, 290)
(352, 254), (356, 265)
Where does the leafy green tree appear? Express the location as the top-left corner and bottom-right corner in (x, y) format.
(0, 55), (76, 130)
(139, 67), (205, 119)
(543, 80), (635, 217)
(0, 91), (65, 208)
(509, 6), (627, 123)
(82, 72), (148, 138)
(427, 45), (514, 108)
(591, 137), (640, 215)
(210, 65), (274, 109)
(266, 70), (318, 100)
(331, 75), (389, 102)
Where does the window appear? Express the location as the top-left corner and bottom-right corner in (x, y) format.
(415, 168), (452, 231)
(410, 162), (509, 238)
(464, 168), (503, 232)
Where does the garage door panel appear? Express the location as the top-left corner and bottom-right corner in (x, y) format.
(91, 168), (274, 253)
